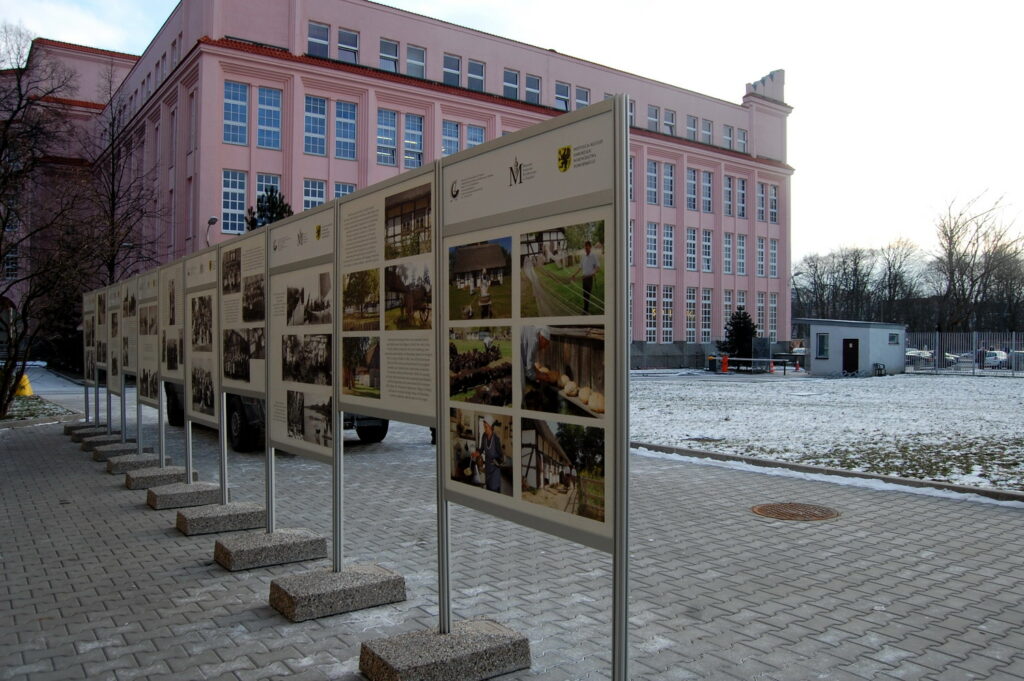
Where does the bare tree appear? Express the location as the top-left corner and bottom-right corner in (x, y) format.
(0, 23), (84, 416)
(873, 239), (922, 323)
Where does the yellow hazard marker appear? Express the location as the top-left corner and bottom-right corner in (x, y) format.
(15, 374), (33, 396)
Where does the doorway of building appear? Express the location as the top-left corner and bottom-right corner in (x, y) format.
(842, 338), (859, 374)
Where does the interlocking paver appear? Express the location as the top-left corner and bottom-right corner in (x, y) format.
(4, 378), (1024, 681)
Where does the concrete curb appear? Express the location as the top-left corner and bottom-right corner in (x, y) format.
(632, 440), (1024, 503)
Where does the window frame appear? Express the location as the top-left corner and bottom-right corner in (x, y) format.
(645, 221), (658, 268)
(303, 94), (327, 156)
(443, 54), (461, 87)
(379, 38), (399, 72)
(503, 69), (520, 99)
(406, 45), (425, 78)
(554, 81), (571, 111)
(221, 169), (247, 234)
(307, 21), (329, 58)
(662, 224), (674, 269)
(467, 59), (485, 92)
(335, 100), (357, 160)
(403, 113), (424, 169)
(222, 81), (248, 146)
(256, 86), (281, 150)
(338, 28), (359, 63)
(376, 109), (398, 166)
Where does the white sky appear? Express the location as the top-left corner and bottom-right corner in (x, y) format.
(4, 0), (1022, 262)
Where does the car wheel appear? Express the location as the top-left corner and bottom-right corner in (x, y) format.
(355, 422), (389, 443)
(227, 397), (260, 452)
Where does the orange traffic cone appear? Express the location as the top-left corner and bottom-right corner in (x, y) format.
(769, 360), (775, 374)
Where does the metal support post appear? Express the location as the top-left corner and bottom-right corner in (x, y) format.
(219, 392), (229, 504)
(136, 378), (143, 455)
(120, 372), (127, 443)
(333, 410), (344, 572)
(266, 445), (276, 533)
(106, 386), (112, 435)
(184, 418), (193, 482)
(158, 381), (166, 468)
(84, 383), (90, 422)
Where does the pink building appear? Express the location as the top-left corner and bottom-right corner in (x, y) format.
(29, 0), (792, 367)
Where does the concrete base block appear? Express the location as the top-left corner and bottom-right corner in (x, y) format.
(270, 564), (406, 622)
(70, 427), (118, 443)
(64, 421), (107, 435)
(359, 619), (530, 681)
(92, 444), (153, 462)
(146, 482), (221, 510)
(106, 454), (170, 475)
(175, 502), (265, 536)
(81, 435), (134, 452)
(125, 466), (197, 490)
(214, 528), (326, 571)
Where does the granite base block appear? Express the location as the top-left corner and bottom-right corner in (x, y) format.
(269, 564), (406, 622)
(214, 528), (326, 571)
(70, 427), (118, 443)
(359, 619), (530, 681)
(146, 482), (221, 510)
(124, 466), (197, 490)
(106, 454), (169, 475)
(64, 421), (106, 435)
(92, 444), (153, 462)
(175, 502), (265, 535)
(81, 435), (134, 452)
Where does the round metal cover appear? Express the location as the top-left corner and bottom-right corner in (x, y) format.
(751, 502), (840, 521)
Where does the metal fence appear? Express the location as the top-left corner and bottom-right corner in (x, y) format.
(905, 331), (1024, 376)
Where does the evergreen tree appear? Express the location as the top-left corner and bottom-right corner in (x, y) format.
(245, 186), (294, 230)
(717, 307), (757, 357)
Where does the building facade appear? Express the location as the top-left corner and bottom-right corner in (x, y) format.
(30, 0), (793, 365)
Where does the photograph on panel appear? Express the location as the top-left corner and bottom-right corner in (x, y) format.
(222, 247), (242, 294)
(281, 333), (332, 385)
(384, 256), (432, 330)
(342, 268), (380, 331)
(110, 352), (118, 377)
(84, 317), (95, 347)
(191, 295), (213, 351)
(242, 273), (265, 322)
(140, 305), (158, 335)
(85, 350), (96, 381)
(286, 270), (332, 326)
(121, 336), (129, 367)
(167, 279), (176, 326)
(449, 326), (512, 407)
(449, 408), (513, 497)
(384, 182), (431, 260)
(521, 419), (605, 522)
(520, 325), (605, 417)
(122, 287), (137, 318)
(520, 220), (605, 317)
(341, 336), (381, 399)
(190, 358), (215, 415)
(98, 293), (106, 324)
(111, 311), (119, 339)
(448, 237), (512, 320)
(223, 329), (253, 382)
(286, 390), (333, 448)
(97, 340), (107, 364)
(140, 368), (158, 401)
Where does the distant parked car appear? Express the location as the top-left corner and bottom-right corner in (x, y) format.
(956, 350), (1008, 369)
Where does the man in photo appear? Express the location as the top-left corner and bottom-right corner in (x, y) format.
(476, 416), (503, 493)
(521, 326), (558, 385)
(570, 240), (600, 314)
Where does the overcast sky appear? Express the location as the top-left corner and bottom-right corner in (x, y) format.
(4, 0), (1021, 262)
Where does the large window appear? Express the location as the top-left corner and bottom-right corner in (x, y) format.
(662, 286), (674, 343)
(769, 293), (778, 342)
(662, 225), (674, 269)
(221, 170), (246, 234)
(685, 115), (697, 140)
(380, 39), (399, 72)
(664, 109), (676, 136)
(525, 75), (540, 104)
(628, 156), (634, 201)
(685, 288), (697, 342)
(757, 183), (766, 221)
(724, 176), (733, 216)
(628, 219), (634, 266)
(756, 292), (765, 337)
(376, 109), (397, 166)
(646, 222), (658, 267)
(701, 171), (713, 213)
(307, 21), (329, 58)
(723, 290), (733, 334)
(702, 230), (713, 272)
(303, 179), (326, 210)
(701, 289), (713, 342)
(442, 120), (460, 157)
(647, 105), (659, 131)
(443, 54), (461, 87)
(769, 239), (778, 278)
(575, 87), (590, 109)
(769, 185), (779, 224)
(685, 168), (697, 210)
(701, 119), (713, 144)
(406, 45), (425, 78)
(816, 332), (829, 359)
(468, 60), (485, 92)
(404, 113), (424, 168)
(686, 227), (697, 271)
(646, 160), (658, 205)
(737, 178), (747, 218)
(737, 129), (748, 153)
(503, 69), (519, 99)
(722, 124), (733, 150)
(555, 81), (571, 111)
(645, 284), (658, 343)
(467, 124), (485, 148)
(335, 101), (357, 160)
(256, 173), (280, 199)
(756, 236), (766, 277)
(723, 233), (733, 274)
(223, 81), (248, 145)
(334, 182), (355, 198)
(256, 87), (281, 150)
(338, 29), (359, 63)
(736, 234), (746, 275)
(663, 163), (675, 207)
(303, 95), (327, 156)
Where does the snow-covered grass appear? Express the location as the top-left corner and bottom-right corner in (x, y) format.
(629, 371), (1024, 491)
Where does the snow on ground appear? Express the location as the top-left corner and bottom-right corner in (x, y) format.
(629, 371), (1024, 491)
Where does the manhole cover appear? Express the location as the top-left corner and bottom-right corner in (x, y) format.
(751, 502), (840, 521)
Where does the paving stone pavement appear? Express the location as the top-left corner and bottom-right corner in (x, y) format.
(3, 375), (1024, 680)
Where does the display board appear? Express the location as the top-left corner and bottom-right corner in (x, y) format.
(184, 247), (220, 428)
(137, 271), (160, 407)
(337, 167), (436, 425)
(82, 291), (97, 386)
(439, 98), (623, 552)
(268, 203), (335, 461)
(159, 261), (185, 384)
(219, 230), (267, 398)
(106, 282), (122, 395)
(120, 276), (139, 377)
(95, 286), (108, 371)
